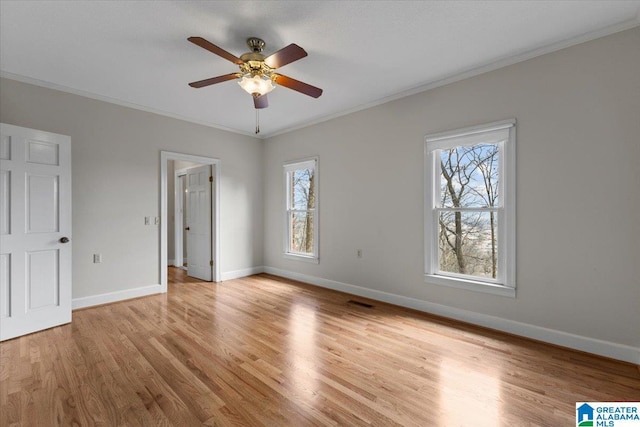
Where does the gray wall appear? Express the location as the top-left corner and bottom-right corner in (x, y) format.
(0, 78), (264, 298)
(263, 28), (640, 350)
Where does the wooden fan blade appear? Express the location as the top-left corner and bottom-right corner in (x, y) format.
(264, 44), (307, 69)
(253, 94), (269, 109)
(189, 73), (238, 88)
(273, 74), (323, 98)
(188, 37), (243, 64)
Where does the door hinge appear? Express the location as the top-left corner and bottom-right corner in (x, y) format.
(210, 260), (213, 266)
(209, 176), (213, 182)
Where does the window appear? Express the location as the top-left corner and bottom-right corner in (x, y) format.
(284, 158), (318, 262)
(425, 119), (516, 297)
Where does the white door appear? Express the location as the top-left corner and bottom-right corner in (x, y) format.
(185, 165), (212, 281)
(0, 123), (72, 341)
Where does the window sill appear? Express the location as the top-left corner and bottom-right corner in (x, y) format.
(283, 253), (319, 264)
(424, 274), (515, 298)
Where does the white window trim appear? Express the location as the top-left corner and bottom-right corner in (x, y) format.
(283, 157), (319, 263)
(424, 119), (516, 297)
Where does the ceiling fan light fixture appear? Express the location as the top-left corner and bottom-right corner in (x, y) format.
(238, 74), (275, 96)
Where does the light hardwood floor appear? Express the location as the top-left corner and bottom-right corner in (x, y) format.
(1, 268), (639, 426)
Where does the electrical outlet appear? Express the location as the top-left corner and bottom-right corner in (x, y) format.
(154, 217), (160, 225)
(93, 254), (102, 263)
(144, 216), (150, 225)
(357, 249), (363, 258)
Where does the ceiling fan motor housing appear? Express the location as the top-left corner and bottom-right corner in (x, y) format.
(238, 38), (270, 77)
(239, 59), (273, 79)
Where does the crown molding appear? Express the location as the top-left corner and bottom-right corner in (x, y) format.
(0, 71), (257, 138)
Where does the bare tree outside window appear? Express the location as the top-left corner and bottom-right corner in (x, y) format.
(438, 144), (499, 279)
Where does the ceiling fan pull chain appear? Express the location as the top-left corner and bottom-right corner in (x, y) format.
(255, 109), (260, 134)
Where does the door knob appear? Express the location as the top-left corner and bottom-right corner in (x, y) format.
(59, 237), (70, 243)
(185, 227), (190, 231)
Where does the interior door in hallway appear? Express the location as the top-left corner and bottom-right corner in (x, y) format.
(0, 123), (72, 341)
(185, 164), (212, 281)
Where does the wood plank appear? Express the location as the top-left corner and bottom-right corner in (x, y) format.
(1, 267), (638, 426)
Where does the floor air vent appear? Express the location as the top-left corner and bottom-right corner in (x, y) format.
(347, 300), (374, 308)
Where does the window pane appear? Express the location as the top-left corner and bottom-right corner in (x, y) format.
(438, 211), (498, 279)
(290, 168), (315, 210)
(439, 144), (499, 209)
(289, 211), (314, 254)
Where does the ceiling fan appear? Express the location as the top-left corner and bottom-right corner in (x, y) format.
(188, 36), (323, 110)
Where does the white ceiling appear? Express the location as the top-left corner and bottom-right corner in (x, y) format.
(1, 1), (639, 138)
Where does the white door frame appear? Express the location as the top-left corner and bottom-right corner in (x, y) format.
(160, 151), (220, 292)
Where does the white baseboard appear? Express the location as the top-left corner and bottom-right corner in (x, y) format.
(263, 266), (640, 364)
(168, 259), (175, 266)
(221, 266), (265, 281)
(72, 284), (164, 310)
(71, 264), (265, 310)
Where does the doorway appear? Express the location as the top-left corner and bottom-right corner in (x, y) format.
(160, 151), (220, 293)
